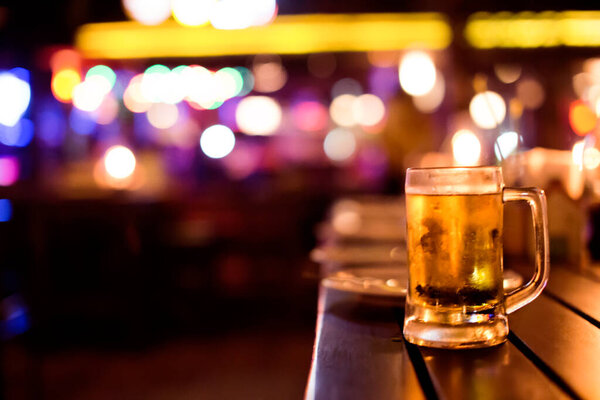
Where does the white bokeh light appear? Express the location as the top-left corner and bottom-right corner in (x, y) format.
(146, 103), (179, 129)
(123, 0), (171, 25)
(0, 72), (30, 127)
(469, 91), (506, 130)
(236, 96), (282, 136)
(104, 145), (136, 180)
(172, 0), (214, 26)
(200, 124), (236, 159)
(330, 94), (357, 127)
(452, 129), (481, 166)
(324, 128), (356, 162)
(413, 70), (445, 113)
(352, 94), (385, 126)
(494, 131), (520, 160)
(399, 51), (436, 96)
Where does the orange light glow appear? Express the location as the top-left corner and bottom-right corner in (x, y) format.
(569, 100), (597, 136)
(51, 69), (81, 103)
(50, 49), (81, 72)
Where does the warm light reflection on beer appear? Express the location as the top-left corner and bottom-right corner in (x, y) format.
(469, 91), (506, 129)
(399, 51), (436, 96)
(452, 129), (481, 166)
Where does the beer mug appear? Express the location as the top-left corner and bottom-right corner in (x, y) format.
(403, 166), (549, 349)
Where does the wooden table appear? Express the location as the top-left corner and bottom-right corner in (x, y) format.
(305, 264), (600, 400)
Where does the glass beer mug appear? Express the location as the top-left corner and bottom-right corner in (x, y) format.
(403, 166), (549, 349)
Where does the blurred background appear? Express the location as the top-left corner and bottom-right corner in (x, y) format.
(3, 0), (600, 399)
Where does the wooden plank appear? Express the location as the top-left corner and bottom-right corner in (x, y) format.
(420, 343), (568, 400)
(509, 295), (600, 400)
(544, 266), (600, 325)
(305, 287), (425, 400)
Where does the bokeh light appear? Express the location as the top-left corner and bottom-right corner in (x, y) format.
(69, 108), (97, 135)
(413, 70), (445, 113)
(51, 69), (81, 103)
(569, 100), (597, 136)
(352, 94), (385, 127)
(147, 103), (179, 129)
(86, 65), (116, 93)
(50, 49), (81, 72)
(494, 131), (520, 160)
(200, 124), (236, 159)
(0, 119), (34, 147)
(452, 129), (481, 166)
(141, 64), (171, 103)
(516, 78), (545, 110)
(494, 64), (522, 84)
(329, 94), (357, 127)
(253, 57), (287, 93)
(584, 147), (600, 170)
(123, 74), (152, 113)
(0, 71), (31, 127)
(185, 66), (220, 109)
(0, 157), (19, 186)
(209, 0), (277, 29)
(236, 96), (282, 136)
(399, 51), (436, 96)
(96, 95), (120, 125)
(323, 128), (356, 162)
(234, 67), (254, 96)
(214, 67), (243, 101)
(72, 79), (106, 112)
(122, 0), (171, 25)
(0, 199), (12, 222)
(572, 140), (585, 168)
(172, 0), (213, 26)
(331, 78), (362, 98)
(469, 91), (506, 129)
(104, 145), (136, 180)
(292, 101), (329, 132)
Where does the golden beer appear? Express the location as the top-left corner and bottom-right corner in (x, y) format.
(406, 193), (503, 310)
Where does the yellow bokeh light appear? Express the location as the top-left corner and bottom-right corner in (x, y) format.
(452, 129), (481, 166)
(399, 50), (436, 96)
(236, 96), (282, 136)
(469, 90), (506, 129)
(172, 0), (214, 27)
(51, 69), (81, 103)
(569, 101), (597, 136)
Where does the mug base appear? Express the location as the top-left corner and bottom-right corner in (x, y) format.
(403, 302), (509, 349)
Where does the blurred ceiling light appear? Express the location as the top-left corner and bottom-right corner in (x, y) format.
(516, 78), (545, 110)
(123, 74), (152, 113)
(584, 147), (600, 170)
(209, 0), (277, 30)
(253, 58), (287, 93)
(494, 131), (520, 160)
(469, 90), (506, 129)
(412, 70), (445, 113)
(0, 71), (31, 127)
(0, 119), (34, 147)
(200, 124), (236, 159)
(50, 49), (81, 72)
(51, 68), (81, 103)
(0, 156), (19, 186)
(494, 64), (522, 84)
(104, 145), (136, 180)
(323, 128), (356, 162)
(75, 13), (452, 59)
(122, 0), (171, 25)
(465, 11), (600, 48)
(569, 100), (597, 136)
(146, 102), (179, 129)
(399, 51), (436, 96)
(292, 101), (329, 132)
(172, 0), (214, 27)
(329, 94), (357, 127)
(452, 129), (481, 166)
(236, 96), (282, 135)
(572, 140), (585, 169)
(331, 78), (363, 98)
(353, 94), (385, 127)
(307, 53), (337, 78)
(86, 65), (116, 93)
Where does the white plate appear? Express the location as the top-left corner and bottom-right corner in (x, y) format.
(322, 267), (524, 298)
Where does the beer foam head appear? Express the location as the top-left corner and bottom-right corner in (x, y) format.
(405, 166), (503, 195)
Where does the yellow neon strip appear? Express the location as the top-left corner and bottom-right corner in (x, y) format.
(75, 13), (452, 59)
(465, 11), (600, 48)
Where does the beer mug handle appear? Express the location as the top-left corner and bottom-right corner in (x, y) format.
(502, 188), (550, 314)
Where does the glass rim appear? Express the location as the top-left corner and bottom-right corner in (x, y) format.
(406, 166), (501, 173)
